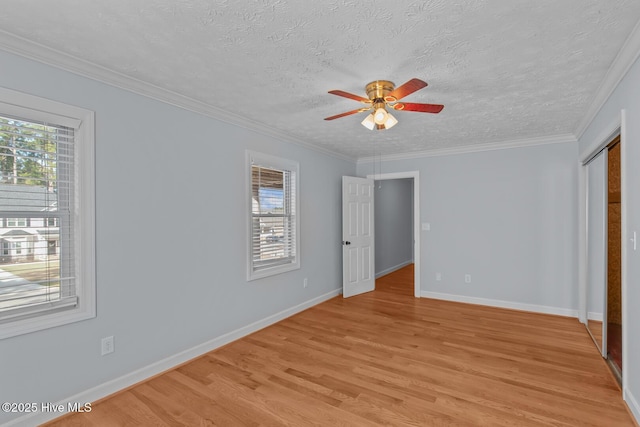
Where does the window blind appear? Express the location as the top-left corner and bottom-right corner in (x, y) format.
(251, 164), (297, 273)
(0, 114), (77, 321)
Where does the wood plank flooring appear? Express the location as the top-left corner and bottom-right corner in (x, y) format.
(44, 265), (634, 426)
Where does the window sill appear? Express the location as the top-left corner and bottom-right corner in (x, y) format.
(247, 262), (300, 281)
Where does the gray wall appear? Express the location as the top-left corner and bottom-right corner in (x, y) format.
(358, 142), (579, 311)
(374, 178), (413, 277)
(0, 50), (355, 425)
(578, 53), (640, 419)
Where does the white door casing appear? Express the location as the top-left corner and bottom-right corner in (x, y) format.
(342, 176), (375, 298)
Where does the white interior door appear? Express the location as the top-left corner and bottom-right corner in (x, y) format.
(342, 176), (375, 298)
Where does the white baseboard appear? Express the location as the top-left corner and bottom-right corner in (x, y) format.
(4, 288), (342, 427)
(375, 260), (413, 279)
(624, 389), (640, 425)
(587, 311), (604, 322)
(420, 291), (579, 318)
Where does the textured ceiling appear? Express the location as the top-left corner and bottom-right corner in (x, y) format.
(1, 1), (639, 159)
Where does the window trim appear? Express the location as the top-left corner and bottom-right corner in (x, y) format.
(246, 150), (300, 281)
(0, 87), (95, 340)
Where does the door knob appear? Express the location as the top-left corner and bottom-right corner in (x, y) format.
(342, 241), (351, 245)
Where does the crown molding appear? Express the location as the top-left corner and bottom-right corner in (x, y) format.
(0, 30), (356, 164)
(574, 18), (640, 139)
(357, 133), (577, 164)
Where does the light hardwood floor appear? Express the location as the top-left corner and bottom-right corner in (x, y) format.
(44, 265), (634, 426)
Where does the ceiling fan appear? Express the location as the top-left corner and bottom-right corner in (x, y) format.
(324, 78), (443, 130)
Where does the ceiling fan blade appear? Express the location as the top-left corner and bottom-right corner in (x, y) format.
(324, 107), (371, 121)
(393, 102), (444, 113)
(385, 78), (428, 102)
(328, 90), (371, 104)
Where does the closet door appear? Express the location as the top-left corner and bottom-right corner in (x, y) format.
(586, 149), (607, 356)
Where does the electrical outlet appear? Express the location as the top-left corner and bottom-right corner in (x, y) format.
(435, 273), (442, 281)
(303, 278), (308, 288)
(101, 336), (114, 356)
(464, 274), (471, 284)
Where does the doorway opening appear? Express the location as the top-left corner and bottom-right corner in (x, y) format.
(367, 171), (420, 297)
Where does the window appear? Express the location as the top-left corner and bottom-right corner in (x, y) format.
(0, 87), (95, 339)
(246, 151), (299, 280)
(7, 218), (27, 227)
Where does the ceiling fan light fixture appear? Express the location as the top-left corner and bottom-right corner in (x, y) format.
(373, 107), (388, 125)
(361, 113), (375, 130)
(362, 108), (397, 130)
(383, 112), (398, 129)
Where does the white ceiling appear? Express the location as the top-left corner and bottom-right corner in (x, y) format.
(1, 1), (639, 160)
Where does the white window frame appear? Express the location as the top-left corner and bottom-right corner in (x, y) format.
(246, 150), (300, 281)
(0, 87), (95, 340)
